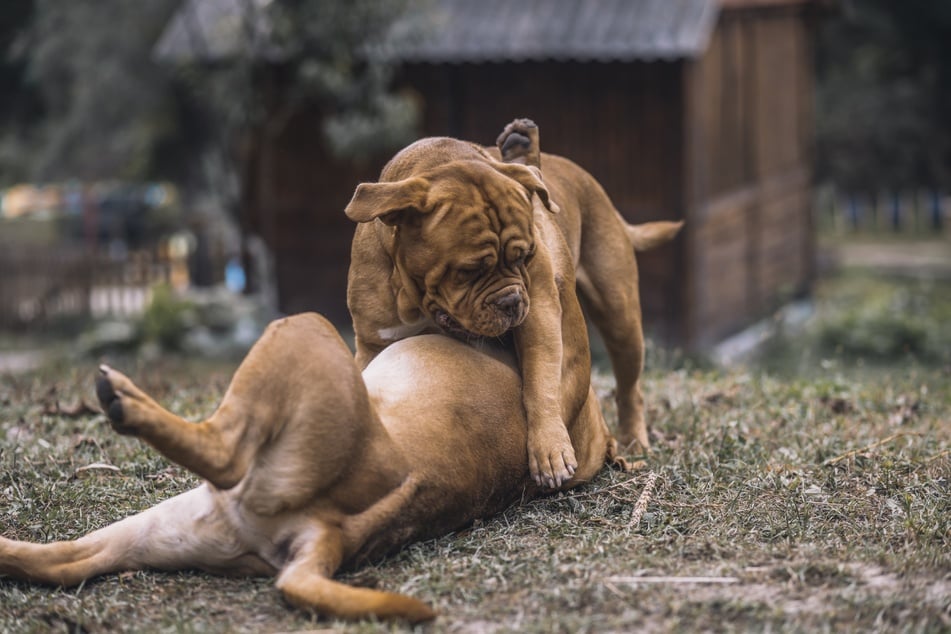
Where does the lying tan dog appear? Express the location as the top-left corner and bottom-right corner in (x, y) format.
(0, 313), (622, 622)
(346, 119), (681, 487)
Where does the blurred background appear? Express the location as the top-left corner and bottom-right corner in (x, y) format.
(0, 0), (949, 372)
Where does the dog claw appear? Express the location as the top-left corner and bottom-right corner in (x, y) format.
(537, 468), (570, 490)
(530, 459), (578, 488)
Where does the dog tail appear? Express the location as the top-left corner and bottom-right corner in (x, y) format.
(626, 220), (684, 252)
(278, 554), (437, 623)
(627, 220), (684, 252)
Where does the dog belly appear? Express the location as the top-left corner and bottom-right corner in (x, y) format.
(146, 485), (277, 576)
(359, 335), (530, 555)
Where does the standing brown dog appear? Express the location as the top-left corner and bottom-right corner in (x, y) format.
(346, 120), (681, 487)
(0, 313), (622, 622)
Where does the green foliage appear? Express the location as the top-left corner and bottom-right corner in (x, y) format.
(0, 1), (38, 185)
(173, 0), (421, 171)
(138, 284), (192, 351)
(0, 0), (420, 187)
(322, 90), (420, 161)
(756, 270), (951, 372)
(3, 0), (181, 183)
(163, 0), (423, 248)
(266, 0), (421, 159)
(817, 1), (951, 189)
(818, 311), (929, 360)
(812, 273), (951, 364)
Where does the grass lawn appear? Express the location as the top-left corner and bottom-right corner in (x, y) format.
(0, 272), (949, 632)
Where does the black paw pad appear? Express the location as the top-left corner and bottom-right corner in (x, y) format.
(95, 376), (124, 424)
(501, 132), (531, 157)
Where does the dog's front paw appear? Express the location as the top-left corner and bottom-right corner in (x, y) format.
(528, 424), (578, 489)
(96, 365), (146, 435)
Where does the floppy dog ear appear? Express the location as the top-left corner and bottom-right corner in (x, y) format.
(493, 164), (560, 215)
(345, 177), (430, 226)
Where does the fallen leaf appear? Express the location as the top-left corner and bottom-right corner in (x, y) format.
(74, 463), (121, 479)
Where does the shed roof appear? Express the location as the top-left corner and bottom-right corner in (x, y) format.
(387, 0), (719, 63)
(155, 0), (719, 64)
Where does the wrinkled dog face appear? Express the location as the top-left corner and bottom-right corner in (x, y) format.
(405, 169), (536, 338)
(346, 159), (557, 338)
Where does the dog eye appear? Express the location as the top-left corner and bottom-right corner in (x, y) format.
(455, 267), (481, 282)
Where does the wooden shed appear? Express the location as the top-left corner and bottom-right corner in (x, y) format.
(157, 0), (821, 349)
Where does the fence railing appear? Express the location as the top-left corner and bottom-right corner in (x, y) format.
(0, 244), (176, 329)
(817, 188), (949, 235)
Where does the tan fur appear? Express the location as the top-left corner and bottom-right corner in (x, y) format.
(0, 313), (622, 622)
(346, 119), (681, 475)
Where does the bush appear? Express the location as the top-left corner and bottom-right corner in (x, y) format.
(810, 274), (951, 364)
(818, 312), (929, 359)
(138, 284), (192, 351)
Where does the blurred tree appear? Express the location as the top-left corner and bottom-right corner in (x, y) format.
(1, 0), (420, 291)
(817, 0), (951, 191)
(2, 0), (181, 183)
(267, 0), (420, 158)
(168, 0), (421, 291)
(0, 0), (40, 185)
(1, 0), (419, 183)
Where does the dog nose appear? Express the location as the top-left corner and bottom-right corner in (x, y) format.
(494, 290), (524, 316)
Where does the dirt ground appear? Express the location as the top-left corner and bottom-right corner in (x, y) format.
(821, 237), (951, 277)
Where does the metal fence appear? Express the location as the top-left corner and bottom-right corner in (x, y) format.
(0, 244), (176, 329)
(818, 188), (949, 235)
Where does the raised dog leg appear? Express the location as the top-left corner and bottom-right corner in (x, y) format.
(95, 313), (384, 510)
(96, 365), (256, 490)
(0, 366), (277, 583)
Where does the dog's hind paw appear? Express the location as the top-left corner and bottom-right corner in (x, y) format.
(95, 365), (145, 435)
(497, 118), (541, 167)
(96, 366), (124, 424)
